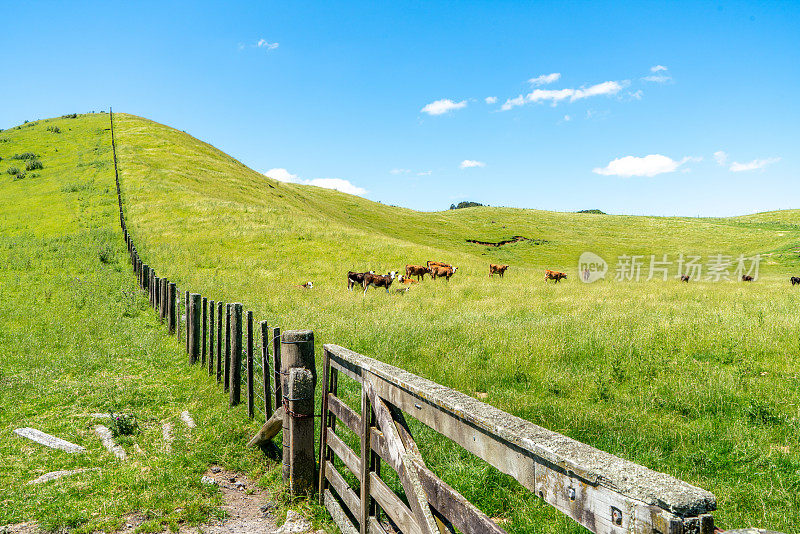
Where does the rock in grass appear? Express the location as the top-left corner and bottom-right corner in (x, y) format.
(13, 428), (85, 453)
(276, 511), (311, 534)
(27, 467), (100, 485)
(93, 425), (127, 460)
(180, 410), (196, 428)
(200, 475), (217, 486)
(162, 422), (173, 453)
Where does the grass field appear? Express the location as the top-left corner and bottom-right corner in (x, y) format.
(3, 113), (800, 533)
(0, 115), (322, 534)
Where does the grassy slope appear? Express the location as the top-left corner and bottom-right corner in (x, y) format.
(0, 115), (291, 533)
(115, 113), (800, 532)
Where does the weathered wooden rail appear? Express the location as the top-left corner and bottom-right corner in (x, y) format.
(319, 345), (716, 534)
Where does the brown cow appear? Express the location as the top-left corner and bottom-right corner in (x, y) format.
(680, 275), (690, 283)
(427, 260), (452, 270)
(405, 264), (431, 281)
(431, 265), (457, 281)
(489, 264), (509, 277)
(347, 270), (375, 291)
(742, 275), (754, 282)
(363, 271), (397, 294)
(544, 270), (567, 283)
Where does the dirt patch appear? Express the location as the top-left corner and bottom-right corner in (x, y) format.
(466, 236), (548, 247)
(3, 467), (310, 534)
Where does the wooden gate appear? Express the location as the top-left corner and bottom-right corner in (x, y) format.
(318, 344), (716, 534)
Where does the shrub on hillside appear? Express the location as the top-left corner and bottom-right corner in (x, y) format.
(108, 412), (139, 437)
(62, 113), (78, 119)
(6, 167), (19, 175)
(12, 152), (37, 160)
(449, 201), (485, 210)
(98, 244), (114, 264)
(47, 126), (61, 133)
(25, 160), (43, 171)
(13, 172), (26, 181)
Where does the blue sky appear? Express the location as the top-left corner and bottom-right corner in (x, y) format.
(2, 1), (798, 216)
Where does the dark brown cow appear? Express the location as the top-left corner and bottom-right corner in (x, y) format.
(363, 272), (397, 294)
(347, 270), (374, 291)
(427, 260), (452, 270)
(680, 275), (690, 282)
(489, 264), (509, 277)
(742, 275), (754, 282)
(431, 265), (457, 281)
(544, 269), (567, 283)
(791, 276), (800, 286)
(405, 264), (431, 281)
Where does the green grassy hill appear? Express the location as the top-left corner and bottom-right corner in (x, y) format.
(0, 115), (288, 534)
(3, 113), (800, 533)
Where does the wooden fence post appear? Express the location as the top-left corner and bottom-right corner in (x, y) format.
(281, 329), (316, 494)
(185, 291), (190, 352)
(272, 326), (282, 410)
(216, 302), (223, 383)
(168, 283), (176, 334)
(209, 300), (215, 376)
(230, 303), (243, 406)
(201, 297), (208, 366)
(142, 264), (149, 292)
(224, 304), (231, 392)
(261, 321), (273, 420)
(247, 311), (254, 418)
(161, 278), (167, 321)
(189, 293), (201, 364)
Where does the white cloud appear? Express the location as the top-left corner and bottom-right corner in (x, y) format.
(501, 80), (626, 110)
(713, 151), (728, 166)
(593, 154), (694, 177)
(563, 115), (571, 121)
(390, 168), (411, 175)
(484, 96), (498, 104)
(460, 160), (486, 169)
(629, 90), (643, 100)
(417, 170), (432, 176)
(266, 168), (299, 182)
(421, 99), (467, 115)
(643, 65), (671, 83)
(265, 168), (366, 195)
(256, 39), (279, 50)
(729, 157), (781, 172)
(528, 73), (561, 86)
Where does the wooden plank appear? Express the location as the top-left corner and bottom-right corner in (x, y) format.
(328, 394), (362, 435)
(364, 376), (438, 534)
(325, 460), (361, 520)
(327, 428), (361, 477)
(216, 302), (223, 383)
(325, 489), (359, 534)
(319, 349), (332, 505)
(360, 385), (372, 534)
(369, 472), (421, 534)
(323, 344), (715, 520)
(208, 300), (215, 375)
(329, 353), (364, 383)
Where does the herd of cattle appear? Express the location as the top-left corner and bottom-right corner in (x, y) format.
(317, 264), (798, 294)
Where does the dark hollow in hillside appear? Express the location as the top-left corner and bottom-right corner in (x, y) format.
(466, 236), (549, 247)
